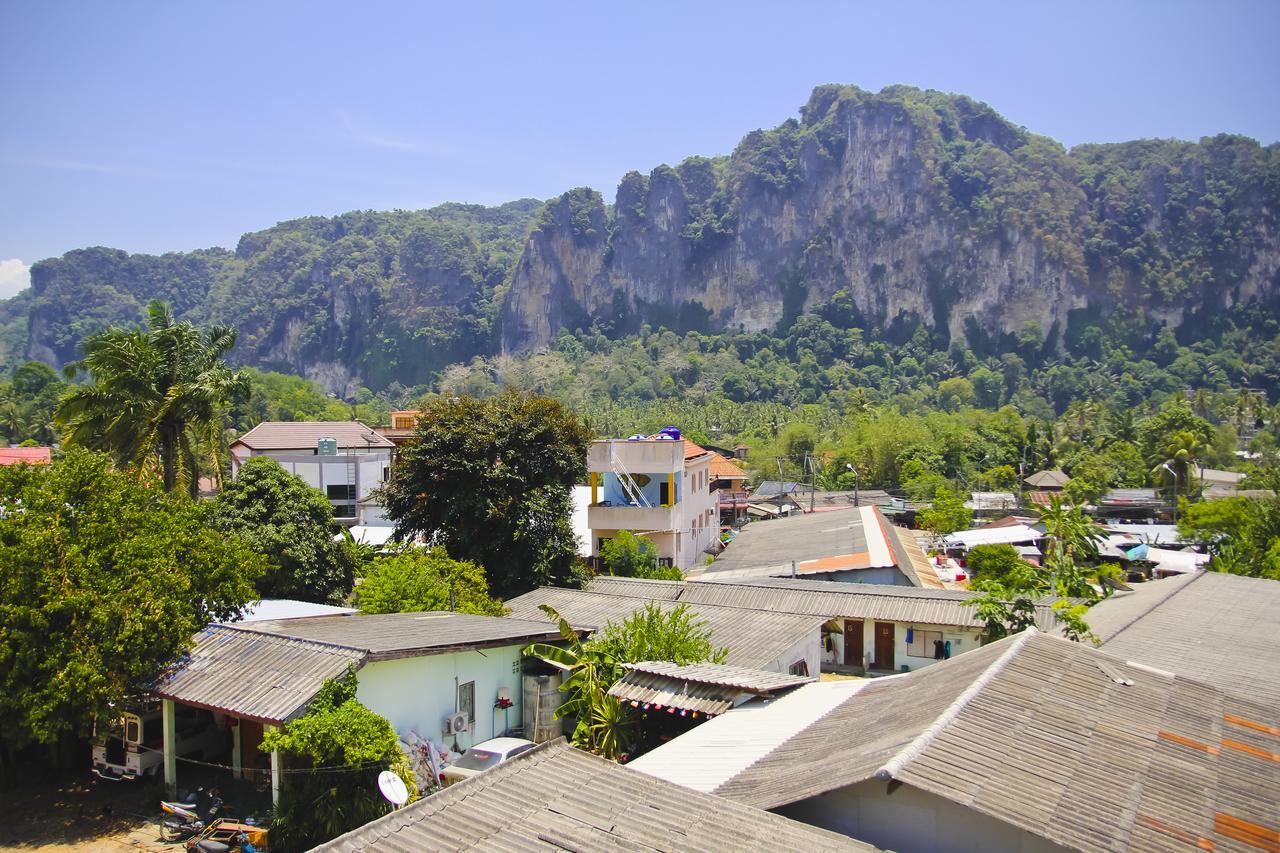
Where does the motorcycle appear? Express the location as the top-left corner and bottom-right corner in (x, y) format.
(160, 787), (223, 841)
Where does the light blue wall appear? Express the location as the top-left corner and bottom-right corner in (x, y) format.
(601, 472), (681, 506)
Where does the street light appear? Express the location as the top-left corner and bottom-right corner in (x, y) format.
(846, 464), (860, 507)
(1160, 462), (1179, 525)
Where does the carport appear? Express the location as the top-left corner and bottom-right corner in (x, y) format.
(151, 624), (367, 804)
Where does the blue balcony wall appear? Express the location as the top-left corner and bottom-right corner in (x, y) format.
(600, 472), (681, 506)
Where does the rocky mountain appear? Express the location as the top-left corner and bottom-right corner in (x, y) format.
(10, 85), (1280, 391)
(501, 85), (1280, 353)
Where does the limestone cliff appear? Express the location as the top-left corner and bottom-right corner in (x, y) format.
(501, 85), (1280, 352)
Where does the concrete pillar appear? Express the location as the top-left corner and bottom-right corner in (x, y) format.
(266, 724), (282, 806)
(162, 699), (177, 797)
(231, 719), (242, 780)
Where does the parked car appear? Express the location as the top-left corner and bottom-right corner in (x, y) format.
(439, 737), (536, 787)
(92, 702), (230, 781)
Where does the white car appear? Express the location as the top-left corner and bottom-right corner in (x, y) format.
(440, 737), (536, 787)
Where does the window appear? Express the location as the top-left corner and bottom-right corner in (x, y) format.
(788, 659), (810, 677)
(659, 481), (670, 506)
(333, 504), (356, 518)
(906, 629), (944, 658)
(327, 483), (355, 500)
(457, 681), (476, 723)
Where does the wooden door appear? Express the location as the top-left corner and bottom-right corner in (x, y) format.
(843, 620), (864, 667)
(873, 622), (895, 671)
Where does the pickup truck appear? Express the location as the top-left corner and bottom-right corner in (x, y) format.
(92, 703), (230, 781)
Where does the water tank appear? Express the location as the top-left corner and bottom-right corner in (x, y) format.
(522, 672), (564, 743)
(658, 426), (681, 440)
(317, 438), (338, 455)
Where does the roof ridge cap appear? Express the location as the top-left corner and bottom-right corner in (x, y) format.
(874, 628), (1037, 782)
(213, 621), (368, 655)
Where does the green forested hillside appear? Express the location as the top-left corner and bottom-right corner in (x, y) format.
(21, 200), (542, 388)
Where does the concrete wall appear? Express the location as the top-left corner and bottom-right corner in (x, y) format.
(821, 619), (984, 674)
(588, 439), (684, 474)
(777, 779), (1071, 853)
(231, 449), (391, 522)
(356, 645), (524, 753)
(758, 631), (822, 678)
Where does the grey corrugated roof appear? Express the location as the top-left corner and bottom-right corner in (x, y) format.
(504, 588), (822, 670)
(610, 673), (742, 716)
(639, 631), (1279, 853)
(244, 612), (571, 661)
(625, 660), (815, 692)
(1023, 468), (1069, 488)
(684, 576), (1060, 631)
(151, 625), (366, 724)
(1085, 571), (1280, 705)
(584, 576), (685, 600)
(313, 739), (872, 852)
(232, 421), (394, 451)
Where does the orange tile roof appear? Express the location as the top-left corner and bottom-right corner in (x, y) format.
(683, 440), (711, 461)
(0, 446), (52, 465)
(709, 453), (748, 480)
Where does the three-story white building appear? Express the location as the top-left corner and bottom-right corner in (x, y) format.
(587, 430), (719, 571)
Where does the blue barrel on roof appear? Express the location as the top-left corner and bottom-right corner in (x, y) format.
(658, 426), (682, 440)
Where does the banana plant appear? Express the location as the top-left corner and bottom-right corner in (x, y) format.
(523, 604), (628, 756)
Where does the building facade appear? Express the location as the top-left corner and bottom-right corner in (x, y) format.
(587, 435), (719, 570)
(229, 421), (394, 524)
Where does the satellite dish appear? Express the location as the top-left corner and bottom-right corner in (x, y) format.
(377, 770), (409, 806)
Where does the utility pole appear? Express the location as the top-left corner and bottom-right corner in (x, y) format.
(807, 452), (816, 514)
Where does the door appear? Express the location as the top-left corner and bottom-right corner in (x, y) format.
(873, 622), (895, 671)
(843, 620), (864, 667)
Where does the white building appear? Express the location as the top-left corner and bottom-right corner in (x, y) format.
(229, 421), (395, 525)
(150, 611), (572, 803)
(587, 433), (719, 571)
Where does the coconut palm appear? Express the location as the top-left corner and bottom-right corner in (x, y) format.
(1148, 429), (1209, 500)
(57, 300), (249, 497)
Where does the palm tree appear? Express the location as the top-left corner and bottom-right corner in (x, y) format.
(1148, 429), (1209, 500)
(57, 300), (249, 497)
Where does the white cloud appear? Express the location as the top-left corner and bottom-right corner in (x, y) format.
(0, 259), (31, 299)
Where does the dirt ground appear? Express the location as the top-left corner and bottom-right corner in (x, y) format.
(0, 775), (170, 851)
(0, 767), (270, 852)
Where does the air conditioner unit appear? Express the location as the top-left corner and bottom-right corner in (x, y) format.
(444, 712), (470, 735)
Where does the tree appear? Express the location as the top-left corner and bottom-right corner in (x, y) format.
(599, 530), (683, 580)
(208, 456), (355, 604)
(523, 603), (726, 760)
(356, 547), (505, 615)
(1032, 495), (1104, 599)
(57, 301), (249, 497)
(1178, 493), (1280, 580)
(965, 544), (1026, 583)
(918, 485), (973, 537)
(261, 669), (416, 851)
(380, 389), (593, 597)
(0, 450), (264, 762)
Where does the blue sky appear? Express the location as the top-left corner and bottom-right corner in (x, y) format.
(1, 1), (1277, 297)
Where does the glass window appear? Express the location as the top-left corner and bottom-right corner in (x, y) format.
(458, 681), (475, 724)
(788, 659), (810, 677)
(452, 748), (500, 771)
(906, 630), (944, 658)
(125, 719), (139, 744)
(327, 483), (355, 500)
(333, 504), (356, 518)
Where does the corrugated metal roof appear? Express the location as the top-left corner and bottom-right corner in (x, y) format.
(504, 588), (822, 670)
(152, 625), (366, 723)
(944, 524), (1042, 549)
(637, 630), (1280, 853)
(684, 576), (1060, 630)
(585, 576), (685, 600)
(1023, 469), (1069, 488)
(625, 660), (815, 692)
(232, 599), (358, 622)
(609, 672), (742, 716)
(232, 421), (394, 451)
(1086, 571), (1280, 706)
(243, 612), (571, 660)
(313, 739), (872, 852)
